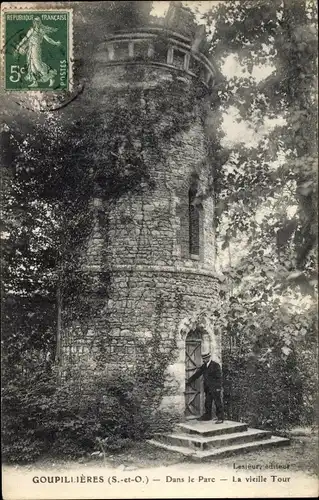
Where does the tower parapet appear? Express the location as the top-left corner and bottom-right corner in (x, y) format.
(92, 1), (221, 92)
(95, 26), (218, 88)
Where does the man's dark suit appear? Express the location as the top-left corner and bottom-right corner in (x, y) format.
(187, 360), (224, 420)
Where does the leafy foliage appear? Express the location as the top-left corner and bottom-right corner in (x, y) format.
(220, 291), (317, 430)
(205, 0), (318, 283)
(1, 0), (317, 462)
(2, 353), (178, 463)
(1, 2), (206, 463)
(203, 0), (318, 428)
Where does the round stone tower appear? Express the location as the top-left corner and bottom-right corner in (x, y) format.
(62, 2), (224, 419)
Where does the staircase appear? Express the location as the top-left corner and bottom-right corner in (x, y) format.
(148, 420), (290, 460)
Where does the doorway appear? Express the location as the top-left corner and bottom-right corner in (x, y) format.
(184, 329), (204, 418)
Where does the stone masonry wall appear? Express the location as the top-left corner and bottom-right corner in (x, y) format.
(61, 30), (222, 418)
(62, 269), (221, 415)
(89, 119), (216, 269)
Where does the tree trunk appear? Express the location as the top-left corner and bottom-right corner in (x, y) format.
(56, 285), (62, 365)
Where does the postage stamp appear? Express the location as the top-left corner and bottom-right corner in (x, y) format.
(1, 8), (73, 91)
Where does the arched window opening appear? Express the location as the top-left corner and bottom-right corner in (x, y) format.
(189, 188), (200, 257)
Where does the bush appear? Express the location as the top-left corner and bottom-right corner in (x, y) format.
(2, 365), (57, 462)
(223, 343), (316, 432)
(2, 354), (176, 463)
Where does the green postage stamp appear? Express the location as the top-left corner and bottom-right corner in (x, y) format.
(1, 8), (73, 91)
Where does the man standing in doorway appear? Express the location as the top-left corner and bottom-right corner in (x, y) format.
(187, 352), (224, 423)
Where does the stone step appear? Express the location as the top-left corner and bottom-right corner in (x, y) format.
(155, 428), (271, 451)
(147, 435), (290, 460)
(176, 420), (248, 437)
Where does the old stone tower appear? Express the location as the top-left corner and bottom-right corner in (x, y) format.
(62, 2), (223, 419)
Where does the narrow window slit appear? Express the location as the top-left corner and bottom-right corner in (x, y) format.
(189, 189), (200, 257)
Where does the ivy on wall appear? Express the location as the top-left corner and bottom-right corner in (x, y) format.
(1, 3), (218, 462)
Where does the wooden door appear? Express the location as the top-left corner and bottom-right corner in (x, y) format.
(185, 332), (203, 417)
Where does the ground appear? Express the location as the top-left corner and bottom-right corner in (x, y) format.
(4, 428), (317, 475)
(3, 428), (318, 499)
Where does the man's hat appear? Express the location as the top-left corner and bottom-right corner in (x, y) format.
(202, 352), (211, 359)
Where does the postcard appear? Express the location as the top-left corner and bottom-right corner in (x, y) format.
(1, 1), (318, 499)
